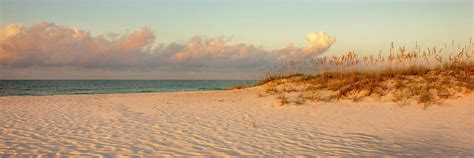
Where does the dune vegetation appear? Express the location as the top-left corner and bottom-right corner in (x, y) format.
(257, 40), (473, 108)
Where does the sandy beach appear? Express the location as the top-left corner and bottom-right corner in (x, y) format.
(0, 87), (473, 156)
(1, 0), (472, 156)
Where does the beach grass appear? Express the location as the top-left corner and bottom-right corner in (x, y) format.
(258, 40), (473, 107)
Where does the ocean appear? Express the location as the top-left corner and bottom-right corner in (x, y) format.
(0, 80), (258, 96)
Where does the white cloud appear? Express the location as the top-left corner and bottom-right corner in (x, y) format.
(273, 32), (336, 61)
(0, 22), (336, 76)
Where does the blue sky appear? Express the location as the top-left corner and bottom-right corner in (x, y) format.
(0, 0), (472, 79)
(2, 0), (471, 53)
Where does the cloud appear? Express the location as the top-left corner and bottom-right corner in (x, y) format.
(167, 36), (271, 70)
(0, 22), (336, 77)
(0, 24), (23, 41)
(0, 22), (157, 68)
(273, 32), (336, 61)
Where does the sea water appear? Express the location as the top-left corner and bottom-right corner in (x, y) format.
(0, 80), (257, 96)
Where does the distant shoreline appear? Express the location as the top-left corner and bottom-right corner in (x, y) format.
(0, 88), (232, 97)
(0, 80), (258, 97)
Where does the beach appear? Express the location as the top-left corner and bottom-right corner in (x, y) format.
(1, 87), (473, 156)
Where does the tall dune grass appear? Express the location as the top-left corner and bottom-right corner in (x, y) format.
(260, 39), (473, 107)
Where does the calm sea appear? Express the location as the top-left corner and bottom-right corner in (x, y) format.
(0, 80), (258, 96)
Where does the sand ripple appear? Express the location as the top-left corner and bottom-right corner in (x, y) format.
(1, 89), (473, 156)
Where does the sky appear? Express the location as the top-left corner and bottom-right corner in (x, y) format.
(0, 0), (472, 79)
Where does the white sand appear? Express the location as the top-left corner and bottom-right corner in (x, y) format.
(0, 87), (473, 156)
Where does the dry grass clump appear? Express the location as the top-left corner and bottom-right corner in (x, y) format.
(226, 84), (251, 90)
(418, 90), (435, 109)
(260, 40), (473, 108)
(277, 94), (289, 105)
(263, 64), (472, 107)
(295, 94), (305, 105)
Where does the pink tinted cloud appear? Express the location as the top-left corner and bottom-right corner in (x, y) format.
(0, 22), (156, 68)
(0, 22), (336, 72)
(273, 32), (336, 61)
(170, 36), (269, 68)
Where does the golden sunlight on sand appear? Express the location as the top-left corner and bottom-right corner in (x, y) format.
(1, 87), (473, 156)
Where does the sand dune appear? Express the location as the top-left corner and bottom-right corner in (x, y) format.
(0, 87), (473, 156)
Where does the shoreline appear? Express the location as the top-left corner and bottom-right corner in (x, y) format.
(1, 87), (472, 105)
(0, 88), (234, 98)
(0, 80), (258, 97)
